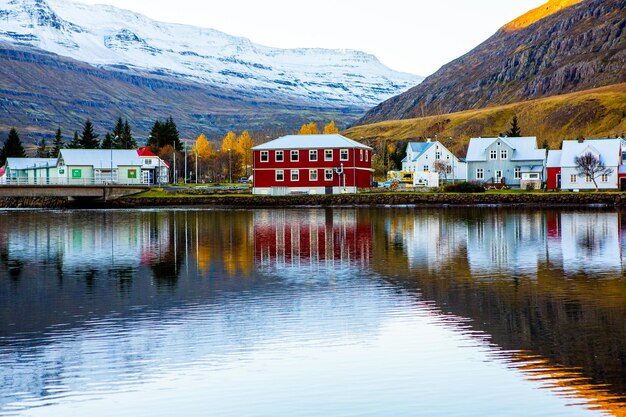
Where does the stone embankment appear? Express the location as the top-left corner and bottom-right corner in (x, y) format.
(2, 192), (626, 209)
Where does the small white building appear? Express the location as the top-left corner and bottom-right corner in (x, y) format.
(58, 149), (143, 185)
(558, 138), (622, 191)
(3, 158), (58, 184)
(402, 140), (467, 182)
(413, 171), (440, 188)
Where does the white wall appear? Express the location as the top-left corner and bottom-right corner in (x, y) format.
(560, 167), (618, 190)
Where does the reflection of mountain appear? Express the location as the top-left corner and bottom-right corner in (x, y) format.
(254, 209), (372, 272)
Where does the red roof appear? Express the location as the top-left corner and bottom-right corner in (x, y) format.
(137, 147), (157, 157)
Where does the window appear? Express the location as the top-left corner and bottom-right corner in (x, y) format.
(495, 170), (503, 180)
(490, 150), (497, 160)
(365, 151), (369, 162)
(291, 150), (299, 162)
(476, 169), (484, 180)
(309, 150), (318, 162)
(601, 174), (609, 182)
(501, 149), (508, 159)
(275, 150), (284, 162)
(145, 159), (153, 165)
(276, 170), (284, 181)
(514, 167), (521, 179)
(360, 149), (363, 161)
(340, 149), (349, 161)
(435, 151), (441, 160)
(446, 166), (452, 174)
(529, 173), (539, 179)
(325, 149), (333, 161)
(309, 169), (318, 181)
(325, 169), (333, 181)
(571, 175), (577, 183)
(586, 175), (592, 183)
(291, 170), (299, 181)
(446, 155), (450, 160)
(424, 165), (429, 172)
(260, 151), (269, 162)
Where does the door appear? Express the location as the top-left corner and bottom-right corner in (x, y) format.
(620, 178), (626, 191)
(557, 174), (561, 189)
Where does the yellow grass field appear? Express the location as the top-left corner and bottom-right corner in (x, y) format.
(344, 83), (626, 155)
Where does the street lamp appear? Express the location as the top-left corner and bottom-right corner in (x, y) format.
(228, 148), (232, 184)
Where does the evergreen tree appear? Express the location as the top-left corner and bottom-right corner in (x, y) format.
(79, 119), (100, 149)
(112, 117), (125, 148)
(505, 115), (522, 137)
(36, 138), (50, 158)
(51, 127), (64, 157)
(120, 119), (136, 149)
(68, 131), (82, 149)
(101, 133), (114, 149)
(0, 128), (27, 166)
(147, 117), (181, 151)
(542, 139), (550, 150)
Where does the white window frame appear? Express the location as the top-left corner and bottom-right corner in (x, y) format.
(275, 150), (284, 162)
(586, 175), (592, 183)
(260, 151), (269, 162)
(291, 150), (299, 162)
(490, 150), (497, 160)
(360, 149), (363, 161)
(514, 167), (521, 179)
(500, 149), (508, 159)
(291, 170), (299, 181)
(309, 150), (318, 162)
(276, 170), (284, 182)
(423, 165), (429, 172)
(435, 151), (441, 160)
(601, 174), (609, 182)
(145, 159), (153, 165)
(309, 169), (318, 181)
(476, 168), (484, 180)
(365, 151), (368, 162)
(340, 149), (349, 161)
(325, 149), (333, 161)
(495, 170), (503, 180)
(325, 169), (333, 181)
(571, 175), (577, 183)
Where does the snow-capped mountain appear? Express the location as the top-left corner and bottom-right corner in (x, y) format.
(0, 0), (422, 108)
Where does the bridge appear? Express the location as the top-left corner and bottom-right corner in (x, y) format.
(0, 184), (150, 201)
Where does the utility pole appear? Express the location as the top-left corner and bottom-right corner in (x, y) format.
(228, 148), (232, 183)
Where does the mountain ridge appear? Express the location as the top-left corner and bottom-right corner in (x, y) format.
(355, 0), (626, 126)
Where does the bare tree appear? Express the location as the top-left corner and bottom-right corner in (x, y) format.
(432, 159), (451, 182)
(574, 152), (613, 191)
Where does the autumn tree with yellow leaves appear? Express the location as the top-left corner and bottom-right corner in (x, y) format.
(235, 130), (253, 176)
(221, 131), (237, 153)
(298, 122), (320, 135)
(323, 121), (339, 134)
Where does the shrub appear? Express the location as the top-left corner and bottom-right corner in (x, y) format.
(443, 182), (486, 193)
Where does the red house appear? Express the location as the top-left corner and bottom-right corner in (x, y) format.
(546, 150), (561, 191)
(252, 134), (373, 195)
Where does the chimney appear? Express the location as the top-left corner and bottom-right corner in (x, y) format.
(426, 138), (431, 143)
(578, 137), (585, 143)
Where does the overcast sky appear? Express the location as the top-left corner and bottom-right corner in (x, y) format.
(77, 0), (547, 76)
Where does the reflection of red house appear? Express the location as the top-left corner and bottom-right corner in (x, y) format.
(254, 210), (372, 268)
(546, 150), (561, 191)
(252, 134), (373, 195)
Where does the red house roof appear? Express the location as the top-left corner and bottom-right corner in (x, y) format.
(137, 147), (158, 157)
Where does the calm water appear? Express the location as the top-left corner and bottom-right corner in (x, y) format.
(0, 208), (625, 416)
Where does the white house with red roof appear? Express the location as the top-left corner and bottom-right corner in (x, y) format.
(252, 134), (373, 195)
(137, 147), (170, 185)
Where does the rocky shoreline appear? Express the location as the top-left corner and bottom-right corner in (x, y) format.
(2, 192), (626, 209)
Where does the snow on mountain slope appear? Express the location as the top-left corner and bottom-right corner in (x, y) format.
(0, 0), (423, 108)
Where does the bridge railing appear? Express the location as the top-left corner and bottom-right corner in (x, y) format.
(0, 177), (146, 186)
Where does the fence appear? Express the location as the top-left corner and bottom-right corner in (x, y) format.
(1, 177), (146, 186)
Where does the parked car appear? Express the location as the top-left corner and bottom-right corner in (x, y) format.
(239, 177), (248, 184)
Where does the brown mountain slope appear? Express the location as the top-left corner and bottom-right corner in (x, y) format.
(344, 84), (626, 155)
(356, 0), (626, 126)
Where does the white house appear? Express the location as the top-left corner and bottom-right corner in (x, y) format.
(558, 138), (622, 191)
(466, 137), (546, 188)
(401, 140), (467, 181)
(137, 147), (170, 185)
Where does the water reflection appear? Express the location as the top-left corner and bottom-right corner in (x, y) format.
(0, 208), (625, 416)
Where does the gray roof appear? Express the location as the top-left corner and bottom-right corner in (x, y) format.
(465, 137), (545, 162)
(6, 158), (57, 170)
(560, 139), (621, 167)
(252, 134), (371, 151)
(59, 149), (142, 168)
(546, 150), (562, 168)
(404, 142), (435, 162)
